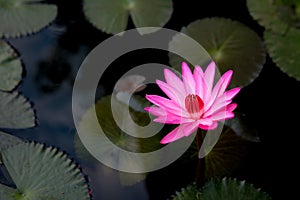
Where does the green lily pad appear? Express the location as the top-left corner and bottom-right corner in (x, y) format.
(0, 40), (22, 91)
(265, 28), (300, 80)
(0, 0), (57, 38)
(0, 131), (22, 152)
(171, 183), (200, 200)
(78, 94), (162, 154)
(0, 131), (22, 164)
(0, 184), (16, 200)
(0, 91), (35, 129)
(169, 18), (266, 88)
(247, 0), (300, 33)
(83, 0), (173, 34)
(247, 0), (289, 33)
(200, 178), (271, 200)
(171, 178), (271, 200)
(76, 94), (163, 183)
(0, 142), (90, 200)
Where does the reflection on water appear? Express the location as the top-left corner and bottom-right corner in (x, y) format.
(4, 19), (151, 199)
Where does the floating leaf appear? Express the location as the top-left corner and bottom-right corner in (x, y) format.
(76, 94), (163, 182)
(265, 28), (300, 80)
(0, 40), (22, 91)
(0, 91), (35, 129)
(247, 0), (289, 33)
(171, 183), (200, 200)
(0, 0), (57, 38)
(0, 131), (22, 151)
(0, 142), (90, 200)
(247, 0), (300, 33)
(0, 131), (22, 164)
(169, 18), (266, 88)
(200, 178), (271, 200)
(83, 0), (173, 34)
(171, 178), (271, 200)
(0, 184), (15, 200)
(78, 94), (161, 154)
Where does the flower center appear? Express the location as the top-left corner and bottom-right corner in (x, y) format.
(185, 94), (204, 120)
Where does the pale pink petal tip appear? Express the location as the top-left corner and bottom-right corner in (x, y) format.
(223, 70), (233, 80)
(205, 61), (216, 73)
(144, 107), (150, 112)
(160, 126), (185, 144)
(225, 87), (241, 100)
(227, 103), (238, 112)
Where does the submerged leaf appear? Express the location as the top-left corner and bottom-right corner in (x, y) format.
(83, 0), (172, 34)
(169, 18), (265, 88)
(0, 142), (90, 200)
(265, 28), (300, 80)
(0, 40), (22, 91)
(118, 172), (147, 186)
(74, 134), (147, 186)
(184, 126), (250, 180)
(203, 127), (250, 179)
(0, 91), (35, 129)
(0, 0), (57, 38)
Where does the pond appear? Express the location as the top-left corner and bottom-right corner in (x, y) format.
(1, 0), (299, 199)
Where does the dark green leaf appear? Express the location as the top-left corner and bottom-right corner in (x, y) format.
(83, 0), (172, 34)
(169, 18), (266, 88)
(0, 91), (35, 129)
(0, 40), (22, 91)
(200, 178), (271, 200)
(265, 28), (300, 80)
(0, 0), (57, 38)
(171, 178), (271, 200)
(1, 142), (90, 200)
(171, 183), (201, 200)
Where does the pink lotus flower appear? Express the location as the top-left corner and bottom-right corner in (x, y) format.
(145, 62), (240, 144)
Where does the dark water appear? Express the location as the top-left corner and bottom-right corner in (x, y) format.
(3, 0), (300, 199)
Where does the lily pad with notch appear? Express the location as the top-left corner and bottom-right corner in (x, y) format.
(0, 131), (22, 164)
(264, 27), (300, 80)
(0, 0), (57, 38)
(0, 40), (22, 92)
(83, 0), (173, 34)
(0, 142), (90, 200)
(75, 94), (163, 185)
(247, 0), (300, 33)
(169, 18), (266, 88)
(0, 91), (35, 129)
